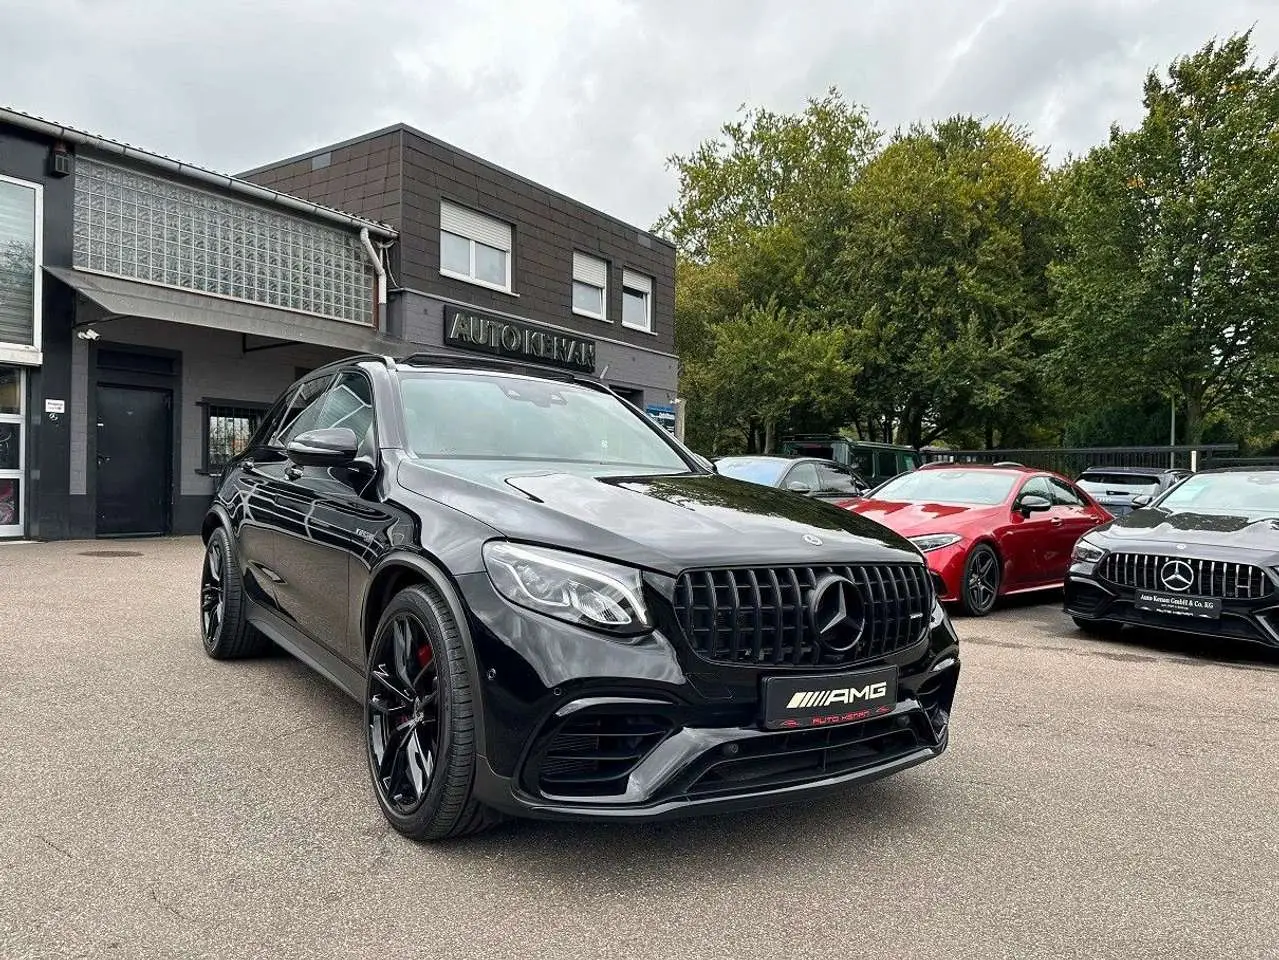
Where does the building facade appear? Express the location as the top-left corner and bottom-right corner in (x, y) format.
(0, 109), (678, 541)
(239, 124), (678, 417)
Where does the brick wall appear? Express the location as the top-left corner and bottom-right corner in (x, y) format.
(241, 126), (677, 358)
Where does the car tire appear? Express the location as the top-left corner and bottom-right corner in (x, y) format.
(200, 526), (270, 659)
(1072, 616), (1124, 638)
(960, 544), (1001, 617)
(364, 584), (502, 841)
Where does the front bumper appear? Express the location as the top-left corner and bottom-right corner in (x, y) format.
(455, 571), (960, 821)
(1064, 560), (1279, 648)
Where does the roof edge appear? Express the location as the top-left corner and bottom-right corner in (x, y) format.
(1, 105), (397, 239)
(239, 122), (676, 251)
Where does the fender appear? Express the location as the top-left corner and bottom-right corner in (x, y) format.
(362, 550), (490, 763)
(202, 501), (234, 541)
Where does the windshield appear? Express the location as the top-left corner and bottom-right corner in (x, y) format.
(1078, 472), (1162, 494)
(873, 469), (1018, 505)
(1155, 471), (1279, 519)
(715, 458), (788, 486)
(399, 372), (689, 471)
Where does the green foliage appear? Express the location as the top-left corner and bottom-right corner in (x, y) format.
(1051, 31), (1279, 443)
(829, 117), (1060, 447)
(663, 31), (1279, 456)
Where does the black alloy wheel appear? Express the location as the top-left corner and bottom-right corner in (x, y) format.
(201, 538), (226, 644)
(364, 585), (499, 840)
(960, 544), (1001, 616)
(368, 613), (441, 815)
(200, 526), (268, 659)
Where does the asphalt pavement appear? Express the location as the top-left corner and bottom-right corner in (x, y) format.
(1, 537), (1276, 960)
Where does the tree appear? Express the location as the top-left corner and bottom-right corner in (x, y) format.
(828, 117), (1060, 447)
(1051, 32), (1279, 443)
(681, 300), (856, 454)
(658, 90), (879, 452)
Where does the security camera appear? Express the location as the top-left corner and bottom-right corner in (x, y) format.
(76, 328), (100, 341)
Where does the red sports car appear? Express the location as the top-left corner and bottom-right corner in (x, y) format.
(846, 465), (1111, 615)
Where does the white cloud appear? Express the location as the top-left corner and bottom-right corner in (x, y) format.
(2, 0), (1276, 227)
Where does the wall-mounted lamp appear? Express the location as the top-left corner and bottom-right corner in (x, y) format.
(76, 328), (100, 341)
(47, 142), (73, 178)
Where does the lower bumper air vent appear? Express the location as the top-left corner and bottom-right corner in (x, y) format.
(535, 714), (672, 799)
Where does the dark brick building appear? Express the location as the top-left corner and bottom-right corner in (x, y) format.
(240, 125), (679, 415)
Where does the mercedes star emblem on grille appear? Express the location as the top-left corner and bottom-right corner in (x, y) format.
(807, 574), (863, 653)
(1160, 559), (1195, 592)
(803, 534), (823, 546)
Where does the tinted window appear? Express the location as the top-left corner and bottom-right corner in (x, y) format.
(272, 374), (335, 447)
(784, 461), (820, 491)
(850, 450), (875, 477)
(716, 458), (789, 485)
(314, 371), (376, 458)
(816, 463), (861, 494)
(1048, 477), (1084, 506)
(874, 469), (1019, 505)
(1019, 476), (1054, 501)
(399, 372), (687, 471)
(1078, 471), (1161, 494)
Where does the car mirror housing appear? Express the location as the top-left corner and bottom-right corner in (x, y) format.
(787, 481), (813, 494)
(286, 427), (360, 468)
(1131, 494), (1152, 508)
(1017, 493), (1052, 515)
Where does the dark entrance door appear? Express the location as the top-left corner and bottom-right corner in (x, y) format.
(96, 385), (172, 536)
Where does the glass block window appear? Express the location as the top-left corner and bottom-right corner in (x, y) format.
(73, 159), (374, 324)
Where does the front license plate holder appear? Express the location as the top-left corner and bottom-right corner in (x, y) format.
(1134, 590), (1223, 619)
(761, 665), (898, 730)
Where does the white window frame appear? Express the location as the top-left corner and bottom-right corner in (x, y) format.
(621, 269), (653, 333)
(0, 173), (44, 367)
(0, 366), (26, 538)
(439, 200), (514, 295)
(572, 252), (609, 321)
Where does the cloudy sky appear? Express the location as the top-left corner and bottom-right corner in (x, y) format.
(4, 0), (1276, 228)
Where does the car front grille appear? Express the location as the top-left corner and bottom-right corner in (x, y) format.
(679, 714), (932, 799)
(673, 563), (932, 668)
(1097, 553), (1272, 600)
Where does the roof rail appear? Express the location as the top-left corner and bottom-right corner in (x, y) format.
(395, 351), (605, 386)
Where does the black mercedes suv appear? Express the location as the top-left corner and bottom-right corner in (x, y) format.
(1066, 467), (1279, 648)
(200, 355), (960, 839)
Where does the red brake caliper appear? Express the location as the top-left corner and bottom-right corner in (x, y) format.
(416, 642), (433, 669)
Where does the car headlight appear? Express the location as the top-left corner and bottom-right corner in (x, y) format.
(483, 542), (651, 635)
(1071, 537), (1106, 563)
(909, 533), (963, 553)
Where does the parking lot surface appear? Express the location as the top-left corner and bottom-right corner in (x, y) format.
(1, 537), (1276, 960)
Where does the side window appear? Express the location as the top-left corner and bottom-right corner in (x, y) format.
(785, 461), (821, 491)
(314, 371), (376, 459)
(876, 451), (898, 479)
(1019, 476), (1054, 502)
(272, 374), (335, 447)
(1048, 477), (1084, 506)
(850, 450), (874, 478)
(816, 463), (859, 494)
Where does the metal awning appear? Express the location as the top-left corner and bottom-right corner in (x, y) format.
(45, 266), (397, 354)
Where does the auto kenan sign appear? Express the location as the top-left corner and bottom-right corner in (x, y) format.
(443, 306), (597, 373)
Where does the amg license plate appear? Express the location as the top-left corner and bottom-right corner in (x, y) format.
(1134, 590), (1223, 619)
(761, 666), (898, 730)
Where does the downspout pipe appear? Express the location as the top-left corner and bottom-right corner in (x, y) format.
(359, 228), (388, 306)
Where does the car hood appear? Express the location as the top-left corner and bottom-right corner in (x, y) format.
(848, 498), (1000, 538)
(1093, 507), (1279, 557)
(396, 459), (921, 574)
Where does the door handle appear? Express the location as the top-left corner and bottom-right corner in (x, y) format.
(1050, 517), (1063, 526)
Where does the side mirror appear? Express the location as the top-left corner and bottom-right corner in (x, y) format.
(787, 481), (814, 494)
(1017, 493), (1052, 515)
(286, 427), (359, 468)
(1131, 494), (1152, 508)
